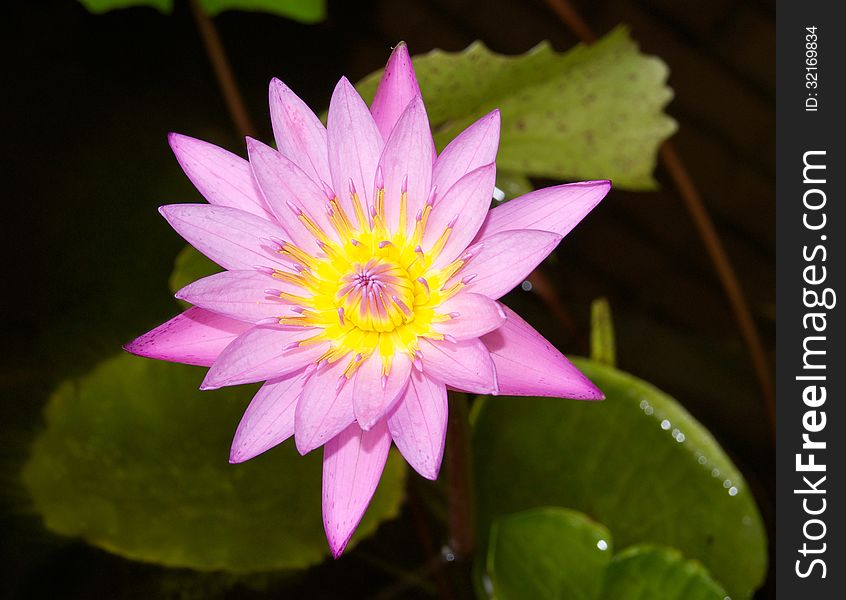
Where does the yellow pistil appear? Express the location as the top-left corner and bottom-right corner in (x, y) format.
(268, 181), (469, 378)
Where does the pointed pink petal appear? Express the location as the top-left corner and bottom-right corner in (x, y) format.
(458, 229), (562, 300)
(353, 352), (412, 431)
(247, 137), (337, 250)
(124, 307), (250, 367)
(229, 369), (311, 463)
(377, 97), (434, 236)
(387, 370), (447, 480)
(482, 305), (603, 399)
(328, 77), (384, 214)
(474, 180), (610, 243)
(268, 78), (331, 185)
(370, 43), (422, 140)
(158, 204), (288, 271)
(175, 270), (305, 323)
(432, 292), (506, 340)
(322, 421), (392, 558)
(424, 163), (496, 269)
(432, 110), (500, 194)
(201, 325), (326, 390)
(168, 133), (271, 218)
(419, 337), (497, 394)
(294, 360), (356, 455)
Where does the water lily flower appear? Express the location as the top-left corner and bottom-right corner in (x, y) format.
(125, 43), (610, 557)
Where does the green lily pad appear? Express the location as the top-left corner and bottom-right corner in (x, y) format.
(601, 545), (727, 600)
(485, 507), (727, 600)
(357, 28), (677, 190)
(78, 0), (327, 22)
(488, 508), (612, 600)
(22, 353), (405, 572)
(471, 359), (766, 599)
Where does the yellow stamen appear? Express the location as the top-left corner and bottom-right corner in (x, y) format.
(269, 177), (471, 368)
(398, 191), (408, 237)
(427, 227), (453, 263)
(349, 193), (369, 232)
(280, 242), (318, 269)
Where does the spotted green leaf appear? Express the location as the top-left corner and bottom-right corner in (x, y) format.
(472, 359), (766, 599)
(22, 353), (405, 571)
(357, 28), (676, 190)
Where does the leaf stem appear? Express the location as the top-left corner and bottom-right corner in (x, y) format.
(446, 392), (475, 559)
(187, 0), (256, 140)
(659, 144), (775, 432)
(541, 0), (775, 441)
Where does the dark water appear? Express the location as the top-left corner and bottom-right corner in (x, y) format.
(2, 1), (774, 598)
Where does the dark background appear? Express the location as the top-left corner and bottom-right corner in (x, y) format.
(2, 0), (774, 598)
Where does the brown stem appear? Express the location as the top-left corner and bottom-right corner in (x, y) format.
(446, 393), (475, 559)
(543, 0), (597, 44)
(659, 144), (775, 430)
(540, 0), (775, 439)
(187, 0), (256, 139)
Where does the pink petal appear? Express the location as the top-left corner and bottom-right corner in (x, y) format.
(322, 420), (392, 558)
(353, 352), (412, 431)
(474, 180), (611, 243)
(201, 325), (326, 390)
(432, 110), (500, 195)
(168, 133), (271, 219)
(424, 163), (496, 269)
(294, 360), (356, 455)
(175, 270), (304, 324)
(459, 229), (562, 300)
(158, 204), (288, 272)
(387, 370), (447, 480)
(327, 77), (384, 216)
(432, 292), (506, 340)
(268, 78), (331, 185)
(229, 368), (311, 463)
(482, 304), (604, 399)
(123, 307), (250, 367)
(376, 96), (434, 237)
(370, 42), (422, 140)
(247, 137), (337, 250)
(419, 337), (497, 394)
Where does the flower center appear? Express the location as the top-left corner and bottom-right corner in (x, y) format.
(338, 259), (415, 333)
(266, 178), (472, 376)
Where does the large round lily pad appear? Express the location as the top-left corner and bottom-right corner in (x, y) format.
(472, 358), (766, 599)
(22, 353), (405, 572)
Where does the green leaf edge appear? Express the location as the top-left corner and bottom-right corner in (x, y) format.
(21, 354), (406, 573)
(355, 27), (677, 190)
(484, 507), (729, 600)
(470, 357), (768, 598)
